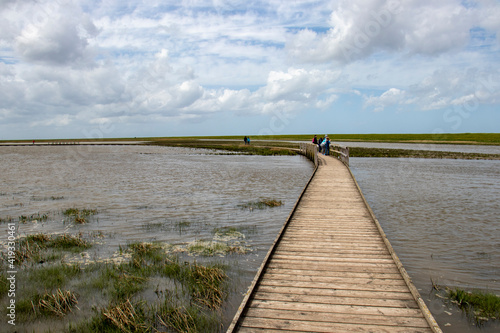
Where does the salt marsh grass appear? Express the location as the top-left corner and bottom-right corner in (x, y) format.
(238, 198), (283, 210)
(12, 233), (91, 264)
(1, 237), (232, 332)
(63, 208), (98, 224)
(446, 288), (500, 322)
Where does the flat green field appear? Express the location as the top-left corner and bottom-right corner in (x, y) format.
(2, 133), (500, 145)
(188, 133), (500, 145)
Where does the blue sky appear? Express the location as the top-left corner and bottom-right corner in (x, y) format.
(0, 0), (499, 140)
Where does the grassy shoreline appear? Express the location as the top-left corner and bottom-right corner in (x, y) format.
(2, 133), (500, 146)
(2, 134), (499, 159)
(349, 147), (500, 160)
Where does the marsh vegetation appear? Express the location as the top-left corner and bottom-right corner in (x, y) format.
(1, 229), (233, 332)
(238, 199), (284, 210)
(433, 283), (500, 325)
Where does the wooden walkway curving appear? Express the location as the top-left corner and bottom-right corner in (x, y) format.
(228, 154), (441, 333)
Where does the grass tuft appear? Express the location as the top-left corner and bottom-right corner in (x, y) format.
(38, 289), (79, 317)
(239, 198), (283, 210)
(63, 208), (98, 224)
(447, 288), (500, 321)
(188, 263), (227, 309)
(102, 299), (149, 333)
(156, 306), (198, 333)
(13, 233), (92, 264)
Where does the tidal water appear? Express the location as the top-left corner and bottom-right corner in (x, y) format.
(1, 144), (499, 332)
(337, 141), (500, 154)
(350, 157), (500, 333)
(0, 145), (314, 331)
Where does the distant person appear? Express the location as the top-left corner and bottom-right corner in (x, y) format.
(244, 136), (248, 145)
(318, 137), (323, 153)
(312, 135), (317, 144)
(32, 140), (35, 145)
(324, 135), (330, 155)
(247, 137), (250, 145)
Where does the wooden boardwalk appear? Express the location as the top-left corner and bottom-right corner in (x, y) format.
(228, 154), (441, 333)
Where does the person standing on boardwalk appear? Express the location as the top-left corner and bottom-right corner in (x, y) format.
(244, 136), (248, 145)
(312, 135), (318, 144)
(323, 135), (330, 155)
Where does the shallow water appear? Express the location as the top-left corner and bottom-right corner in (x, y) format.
(336, 141), (500, 154)
(350, 158), (500, 332)
(2, 145), (499, 332)
(0, 145), (314, 331)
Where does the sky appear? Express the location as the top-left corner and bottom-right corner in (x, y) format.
(0, 0), (499, 140)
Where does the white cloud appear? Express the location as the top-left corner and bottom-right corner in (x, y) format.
(2, 1), (99, 66)
(364, 68), (500, 112)
(0, 0), (499, 139)
(261, 68), (340, 102)
(287, 0), (488, 63)
(365, 88), (406, 112)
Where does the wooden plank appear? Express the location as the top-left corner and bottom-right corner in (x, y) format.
(248, 300), (425, 318)
(245, 308), (430, 328)
(268, 260), (401, 272)
(239, 317), (432, 333)
(254, 285), (417, 300)
(274, 246), (391, 255)
(259, 280), (411, 293)
(252, 291), (419, 308)
(263, 273), (407, 285)
(263, 267), (404, 280)
(271, 254), (395, 263)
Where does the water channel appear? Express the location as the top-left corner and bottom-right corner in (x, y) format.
(0, 143), (499, 332)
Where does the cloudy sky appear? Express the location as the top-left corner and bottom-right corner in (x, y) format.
(1, 0), (499, 140)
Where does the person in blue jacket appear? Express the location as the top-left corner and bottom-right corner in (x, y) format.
(323, 135), (330, 155)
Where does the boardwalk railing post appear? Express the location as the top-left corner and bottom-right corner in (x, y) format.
(299, 142), (318, 167)
(329, 143), (349, 167)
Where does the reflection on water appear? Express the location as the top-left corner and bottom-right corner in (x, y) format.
(350, 158), (500, 333)
(0, 145), (314, 331)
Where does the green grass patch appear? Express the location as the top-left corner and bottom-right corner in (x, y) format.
(12, 233), (92, 264)
(186, 240), (239, 256)
(349, 147), (500, 160)
(28, 264), (82, 290)
(239, 198), (284, 210)
(148, 138), (298, 155)
(18, 212), (49, 223)
(63, 208), (98, 224)
(68, 243), (228, 332)
(2, 236), (232, 332)
(447, 288), (500, 321)
(146, 133), (500, 145)
(5, 133), (499, 145)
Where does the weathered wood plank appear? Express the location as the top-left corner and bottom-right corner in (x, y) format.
(259, 280), (411, 293)
(254, 285), (417, 300)
(271, 254), (395, 263)
(268, 261), (402, 274)
(248, 299), (426, 318)
(245, 308), (430, 328)
(263, 273), (407, 285)
(252, 291), (419, 308)
(239, 317), (432, 333)
(263, 267), (403, 279)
